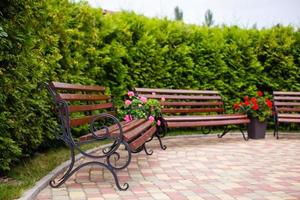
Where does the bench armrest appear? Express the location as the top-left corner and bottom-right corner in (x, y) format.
(89, 113), (124, 141)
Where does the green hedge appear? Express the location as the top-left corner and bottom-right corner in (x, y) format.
(1, 0), (299, 172)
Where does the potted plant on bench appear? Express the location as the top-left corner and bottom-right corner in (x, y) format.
(118, 91), (167, 150)
(233, 91), (273, 139)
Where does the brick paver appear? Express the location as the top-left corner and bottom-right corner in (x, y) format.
(35, 133), (300, 200)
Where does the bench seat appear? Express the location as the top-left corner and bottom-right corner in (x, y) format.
(164, 114), (249, 128)
(79, 119), (157, 151)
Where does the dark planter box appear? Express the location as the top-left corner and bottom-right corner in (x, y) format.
(247, 117), (267, 139)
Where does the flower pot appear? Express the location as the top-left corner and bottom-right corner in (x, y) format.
(247, 117), (267, 139)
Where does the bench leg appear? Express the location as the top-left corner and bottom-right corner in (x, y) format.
(143, 144), (154, 155)
(155, 131), (167, 150)
(239, 127), (249, 141)
(146, 129), (167, 150)
(274, 122), (279, 139)
(50, 141), (131, 191)
(217, 126), (230, 138)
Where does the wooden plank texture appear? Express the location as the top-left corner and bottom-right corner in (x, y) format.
(273, 91), (300, 96)
(164, 114), (248, 121)
(135, 88), (219, 95)
(161, 101), (223, 106)
(167, 118), (250, 128)
(140, 94), (222, 100)
(68, 103), (113, 112)
(123, 120), (152, 141)
(59, 93), (110, 101)
(162, 108), (225, 114)
(129, 126), (156, 150)
(51, 81), (105, 92)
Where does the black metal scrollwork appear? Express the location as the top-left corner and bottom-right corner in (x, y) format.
(40, 83), (131, 190)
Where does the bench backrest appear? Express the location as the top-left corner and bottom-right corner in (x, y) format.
(48, 82), (114, 128)
(134, 88), (225, 115)
(273, 91), (300, 114)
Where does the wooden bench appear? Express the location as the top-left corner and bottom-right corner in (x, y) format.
(135, 88), (250, 140)
(273, 91), (300, 139)
(43, 82), (161, 190)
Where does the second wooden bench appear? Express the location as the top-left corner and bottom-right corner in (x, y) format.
(135, 88), (250, 140)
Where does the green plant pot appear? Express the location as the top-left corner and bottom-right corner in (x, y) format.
(247, 117), (267, 139)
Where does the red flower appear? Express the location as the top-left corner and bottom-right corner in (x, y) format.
(233, 103), (239, 110)
(251, 97), (257, 103)
(265, 99), (273, 109)
(244, 96), (249, 101)
(257, 91), (263, 97)
(252, 103), (259, 111)
(244, 101), (250, 106)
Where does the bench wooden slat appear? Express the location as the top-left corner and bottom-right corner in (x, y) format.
(51, 82), (105, 92)
(123, 120), (153, 142)
(278, 114), (300, 118)
(274, 102), (300, 106)
(79, 121), (130, 141)
(164, 114), (248, 121)
(135, 88), (219, 95)
(161, 101), (223, 106)
(129, 126), (157, 150)
(277, 108), (300, 112)
(140, 94), (222, 100)
(278, 118), (300, 123)
(273, 91), (300, 96)
(162, 108), (225, 114)
(70, 111), (116, 127)
(167, 119), (250, 128)
(274, 96), (300, 101)
(68, 103), (113, 113)
(59, 93), (110, 101)
(111, 119), (146, 135)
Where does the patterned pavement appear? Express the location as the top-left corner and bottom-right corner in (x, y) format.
(35, 133), (300, 200)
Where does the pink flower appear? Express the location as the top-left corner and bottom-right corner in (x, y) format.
(152, 92), (156, 95)
(157, 120), (161, 126)
(127, 91), (134, 97)
(161, 97), (166, 102)
(140, 96), (147, 103)
(148, 116), (155, 123)
(125, 100), (132, 106)
(124, 115), (132, 122)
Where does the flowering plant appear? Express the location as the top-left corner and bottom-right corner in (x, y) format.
(233, 91), (273, 122)
(119, 91), (162, 126)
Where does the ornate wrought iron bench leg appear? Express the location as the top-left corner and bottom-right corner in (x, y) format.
(155, 132), (167, 150)
(143, 144), (153, 155)
(240, 126), (249, 141)
(51, 160), (129, 190)
(50, 143), (76, 188)
(218, 126), (229, 138)
(274, 123), (279, 139)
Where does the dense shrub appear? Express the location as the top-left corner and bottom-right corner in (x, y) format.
(0, 0), (299, 172)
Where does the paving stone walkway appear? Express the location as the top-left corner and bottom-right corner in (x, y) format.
(35, 133), (300, 200)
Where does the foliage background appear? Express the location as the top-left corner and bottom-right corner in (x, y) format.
(0, 0), (299, 172)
